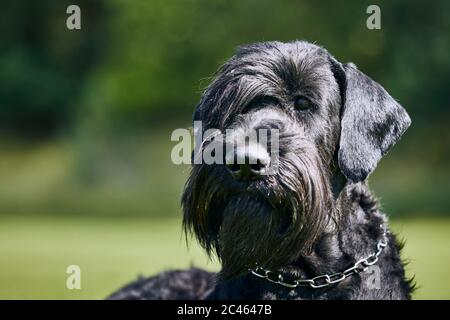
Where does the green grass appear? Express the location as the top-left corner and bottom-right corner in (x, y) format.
(0, 216), (449, 299)
(390, 218), (450, 299)
(0, 216), (218, 299)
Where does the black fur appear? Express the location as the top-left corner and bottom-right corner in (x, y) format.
(108, 41), (413, 300)
(108, 268), (215, 300)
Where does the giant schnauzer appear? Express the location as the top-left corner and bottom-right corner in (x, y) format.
(108, 41), (413, 300)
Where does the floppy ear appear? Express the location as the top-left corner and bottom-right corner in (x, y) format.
(337, 63), (411, 182)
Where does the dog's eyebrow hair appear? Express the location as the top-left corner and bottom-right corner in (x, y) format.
(241, 95), (280, 113)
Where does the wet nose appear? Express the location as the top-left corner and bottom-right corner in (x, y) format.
(225, 144), (270, 180)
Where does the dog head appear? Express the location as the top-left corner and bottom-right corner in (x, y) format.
(182, 41), (410, 278)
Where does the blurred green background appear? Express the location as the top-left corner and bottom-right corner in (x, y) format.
(0, 0), (449, 299)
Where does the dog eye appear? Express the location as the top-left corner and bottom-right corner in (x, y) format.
(294, 96), (313, 111)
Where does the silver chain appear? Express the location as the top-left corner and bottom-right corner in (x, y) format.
(249, 224), (388, 289)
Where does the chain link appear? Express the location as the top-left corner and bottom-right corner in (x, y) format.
(249, 224), (388, 289)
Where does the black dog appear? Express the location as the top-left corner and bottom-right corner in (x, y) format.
(109, 41), (413, 300)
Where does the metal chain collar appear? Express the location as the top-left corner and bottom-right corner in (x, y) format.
(249, 224), (388, 289)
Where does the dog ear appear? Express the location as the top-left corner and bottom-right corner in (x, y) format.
(336, 62), (411, 182)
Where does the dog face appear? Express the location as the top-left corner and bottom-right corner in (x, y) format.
(182, 41), (410, 278)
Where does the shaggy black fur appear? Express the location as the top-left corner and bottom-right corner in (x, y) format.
(107, 268), (215, 300)
(108, 41), (413, 300)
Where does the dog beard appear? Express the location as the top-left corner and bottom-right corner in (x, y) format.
(182, 143), (334, 278)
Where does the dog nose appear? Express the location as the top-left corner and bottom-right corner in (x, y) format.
(225, 144), (270, 180)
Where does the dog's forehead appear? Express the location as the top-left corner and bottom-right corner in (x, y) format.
(234, 41), (331, 77)
(224, 41), (337, 99)
(236, 41), (327, 62)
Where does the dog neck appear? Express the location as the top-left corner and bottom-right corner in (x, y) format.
(210, 182), (390, 299)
